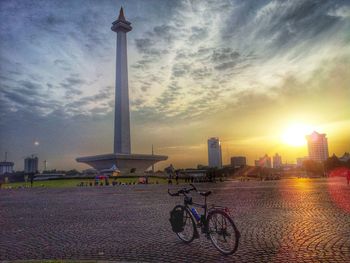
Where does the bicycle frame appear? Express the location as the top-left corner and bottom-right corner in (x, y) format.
(182, 191), (212, 235)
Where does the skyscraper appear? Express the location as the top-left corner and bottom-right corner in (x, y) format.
(255, 154), (272, 168)
(273, 153), (282, 169)
(0, 161), (14, 174)
(208, 137), (222, 168)
(24, 156), (38, 173)
(306, 131), (329, 162)
(230, 156), (246, 168)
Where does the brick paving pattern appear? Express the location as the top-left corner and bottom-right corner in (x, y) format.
(1, 178), (349, 262)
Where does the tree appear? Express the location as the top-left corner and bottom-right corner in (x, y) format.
(303, 160), (323, 176)
(324, 155), (342, 172)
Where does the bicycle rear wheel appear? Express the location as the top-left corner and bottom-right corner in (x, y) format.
(176, 207), (196, 243)
(207, 210), (239, 255)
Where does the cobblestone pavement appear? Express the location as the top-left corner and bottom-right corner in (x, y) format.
(1, 178), (349, 262)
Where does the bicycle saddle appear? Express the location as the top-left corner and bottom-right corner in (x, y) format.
(199, 191), (211, 197)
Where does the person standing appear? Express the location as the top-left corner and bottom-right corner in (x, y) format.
(29, 172), (36, 188)
(175, 170), (179, 185)
(165, 164), (175, 185)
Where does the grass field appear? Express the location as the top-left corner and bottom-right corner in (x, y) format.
(1, 177), (188, 188)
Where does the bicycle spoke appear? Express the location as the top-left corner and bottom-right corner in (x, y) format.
(208, 211), (239, 255)
(176, 208), (196, 243)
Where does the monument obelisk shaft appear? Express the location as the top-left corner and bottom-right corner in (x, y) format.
(111, 7), (132, 154)
(76, 7), (167, 174)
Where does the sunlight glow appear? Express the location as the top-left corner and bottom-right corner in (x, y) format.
(281, 124), (314, 146)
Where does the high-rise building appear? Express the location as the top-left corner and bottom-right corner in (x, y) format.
(24, 156), (38, 173)
(305, 131), (329, 162)
(208, 137), (222, 168)
(255, 154), (272, 168)
(230, 156), (246, 167)
(0, 161), (14, 174)
(273, 153), (282, 169)
(296, 157), (308, 167)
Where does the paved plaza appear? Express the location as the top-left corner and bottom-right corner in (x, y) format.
(1, 178), (349, 262)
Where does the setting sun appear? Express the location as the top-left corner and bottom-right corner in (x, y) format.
(281, 124), (314, 147)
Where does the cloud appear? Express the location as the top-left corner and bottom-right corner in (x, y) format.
(152, 24), (176, 42)
(0, 0), (349, 170)
(189, 26), (208, 42)
(172, 63), (190, 77)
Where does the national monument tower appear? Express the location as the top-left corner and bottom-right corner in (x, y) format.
(112, 7), (131, 154)
(76, 8), (167, 174)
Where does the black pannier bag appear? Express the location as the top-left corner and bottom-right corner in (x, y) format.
(169, 206), (185, 233)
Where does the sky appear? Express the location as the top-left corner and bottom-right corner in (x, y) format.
(0, 0), (349, 171)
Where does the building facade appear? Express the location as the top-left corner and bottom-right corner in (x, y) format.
(296, 157), (308, 167)
(24, 156), (38, 173)
(230, 156), (246, 167)
(208, 137), (222, 168)
(273, 153), (282, 169)
(339, 152), (350, 162)
(255, 154), (272, 168)
(305, 131), (329, 162)
(0, 161), (14, 175)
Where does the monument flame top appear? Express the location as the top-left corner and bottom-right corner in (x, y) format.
(112, 7), (132, 32)
(118, 7), (126, 21)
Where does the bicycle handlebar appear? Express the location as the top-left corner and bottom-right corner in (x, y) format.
(168, 184), (198, 197)
(167, 189), (179, 196)
(189, 183), (197, 191)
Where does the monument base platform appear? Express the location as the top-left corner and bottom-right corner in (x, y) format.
(76, 153), (167, 175)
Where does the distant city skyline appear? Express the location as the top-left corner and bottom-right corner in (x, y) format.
(1, 0), (349, 171)
(0, 129), (347, 172)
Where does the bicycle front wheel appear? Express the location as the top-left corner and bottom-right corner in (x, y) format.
(176, 207), (196, 243)
(207, 210), (240, 255)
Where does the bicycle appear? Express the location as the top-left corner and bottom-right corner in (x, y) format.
(168, 184), (240, 255)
